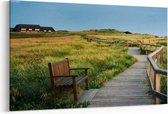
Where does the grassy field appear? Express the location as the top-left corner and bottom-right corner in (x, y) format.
(10, 30), (166, 110)
(10, 31), (139, 110)
(10, 29), (155, 39)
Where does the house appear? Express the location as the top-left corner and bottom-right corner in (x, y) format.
(13, 24), (41, 32)
(13, 24), (55, 32)
(40, 26), (55, 32)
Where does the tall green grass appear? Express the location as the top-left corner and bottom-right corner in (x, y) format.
(10, 35), (136, 110)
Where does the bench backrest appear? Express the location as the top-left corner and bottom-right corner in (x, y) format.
(48, 58), (70, 76)
(48, 58), (70, 89)
(48, 58), (70, 86)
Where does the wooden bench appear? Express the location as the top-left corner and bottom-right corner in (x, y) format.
(48, 58), (89, 101)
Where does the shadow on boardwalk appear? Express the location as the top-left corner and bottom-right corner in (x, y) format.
(83, 47), (153, 107)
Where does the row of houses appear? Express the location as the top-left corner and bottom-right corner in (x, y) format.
(12, 24), (55, 32)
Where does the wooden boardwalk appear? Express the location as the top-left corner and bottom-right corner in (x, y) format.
(89, 47), (153, 107)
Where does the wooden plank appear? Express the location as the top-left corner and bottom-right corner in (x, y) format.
(79, 89), (99, 102)
(89, 47), (153, 107)
(155, 73), (161, 104)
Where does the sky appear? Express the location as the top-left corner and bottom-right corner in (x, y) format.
(10, 1), (167, 36)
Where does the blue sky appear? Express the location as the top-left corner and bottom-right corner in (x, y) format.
(10, 1), (167, 36)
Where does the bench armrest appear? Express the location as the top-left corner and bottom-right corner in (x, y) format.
(69, 68), (90, 70)
(70, 68), (89, 76)
(52, 75), (78, 77)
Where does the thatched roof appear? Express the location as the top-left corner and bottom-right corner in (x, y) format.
(13, 24), (55, 32)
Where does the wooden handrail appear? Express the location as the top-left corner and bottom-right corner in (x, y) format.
(81, 35), (136, 46)
(140, 40), (167, 104)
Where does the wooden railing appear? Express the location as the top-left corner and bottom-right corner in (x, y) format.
(139, 40), (167, 104)
(81, 35), (138, 47)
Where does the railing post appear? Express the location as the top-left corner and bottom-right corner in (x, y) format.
(150, 67), (154, 87)
(161, 48), (163, 64)
(154, 73), (161, 104)
(159, 51), (161, 65)
(148, 61), (151, 77)
(156, 53), (160, 65)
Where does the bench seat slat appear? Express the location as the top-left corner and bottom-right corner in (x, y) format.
(57, 76), (87, 86)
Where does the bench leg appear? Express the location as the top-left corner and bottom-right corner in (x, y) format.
(51, 87), (56, 97)
(84, 69), (89, 90)
(72, 78), (78, 101)
(85, 78), (89, 90)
